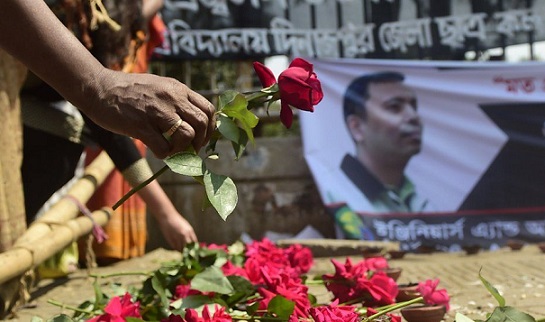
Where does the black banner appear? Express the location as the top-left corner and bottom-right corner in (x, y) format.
(155, 0), (544, 60)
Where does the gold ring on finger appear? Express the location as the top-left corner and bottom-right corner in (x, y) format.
(162, 118), (183, 141)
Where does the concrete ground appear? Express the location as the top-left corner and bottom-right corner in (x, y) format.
(4, 241), (545, 321)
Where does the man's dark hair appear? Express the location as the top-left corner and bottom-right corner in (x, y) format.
(343, 71), (405, 121)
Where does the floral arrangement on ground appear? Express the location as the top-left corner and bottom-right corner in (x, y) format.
(35, 238), (542, 322)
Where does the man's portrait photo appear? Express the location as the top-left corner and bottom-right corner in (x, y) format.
(299, 58), (544, 249)
(341, 71), (431, 213)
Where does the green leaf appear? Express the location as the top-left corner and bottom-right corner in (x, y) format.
(246, 301), (260, 316)
(164, 152), (205, 176)
(126, 318), (146, 322)
(227, 241), (245, 256)
(205, 130), (222, 154)
(46, 315), (75, 322)
(73, 300), (95, 319)
(224, 275), (256, 306)
(151, 274), (170, 309)
(220, 92), (258, 145)
(267, 295), (295, 319)
(486, 306), (536, 322)
(308, 293), (317, 306)
(179, 295), (214, 310)
(190, 266), (234, 294)
(201, 191), (213, 211)
(456, 313), (476, 322)
(231, 129), (248, 160)
(479, 268), (505, 307)
(218, 90), (241, 111)
(217, 114), (240, 144)
(203, 171), (238, 220)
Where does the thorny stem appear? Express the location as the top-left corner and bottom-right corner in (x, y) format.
(47, 299), (94, 315)
(231, 314), (289, 321)
(89, 271), (153, 278)
(112, 164), (169, 210)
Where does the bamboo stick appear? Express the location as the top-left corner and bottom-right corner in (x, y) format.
(0, 208), (111, 285)
(15, 150), (114, 246)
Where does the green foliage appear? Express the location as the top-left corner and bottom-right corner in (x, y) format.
(218, 90), (259, 147)
(486, 306), (536, 322)
(47, 315), (74, 322)
(156, 84), (278, 221)
(164, 152), (205, 177)
(456, 271), (537, 322)
(479, 268), (505, 308)
(268, 296), (295, 319)
(191, 266), (234, 294)
(135, 243), (259, 320)
(203, 170), (238, 221)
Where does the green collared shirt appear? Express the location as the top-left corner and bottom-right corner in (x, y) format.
(340, 154), (430, 213)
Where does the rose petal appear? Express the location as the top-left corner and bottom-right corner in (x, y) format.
(253, 62), (276, 87)
(280, 101), (294, 129)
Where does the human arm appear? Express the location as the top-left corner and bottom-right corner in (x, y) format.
(136, 179), (198, 250)
(142, 0), (164, 21)
(83, 115), (198, 250)
(0, 0), (214, 159)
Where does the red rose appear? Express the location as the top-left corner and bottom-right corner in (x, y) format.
(323, 258), (370, 303)
(364, 257), (389, 271)
(417, 279), (450, 310)
(87, 293), (141, 322)
(309, 300), (360, 322)
(285, 244), (314, 274)
(253, 58), (323, 128)
(161, 314), (184, 322)
(361, 272), (399, 306)
(221, 260), (248, 279)
(257, 268), (311, 319)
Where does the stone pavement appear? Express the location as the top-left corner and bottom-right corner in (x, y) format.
(395, 245), (545, 321)
(5, 240), (545, 321)
(305, 241), (545, 321)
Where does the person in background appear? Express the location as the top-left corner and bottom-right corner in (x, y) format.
(82, 0), (199, 262)
(0, 0), (214, 251)
(21, 0), (198, 265)
(0, 0), (212, 315)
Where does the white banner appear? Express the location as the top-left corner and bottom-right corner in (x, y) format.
(300, 58), (545, 251)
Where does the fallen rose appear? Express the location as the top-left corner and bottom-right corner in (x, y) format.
(309, 300), (360, 322)
(87, 292), (141, 322)
(417, 279), (451, 310)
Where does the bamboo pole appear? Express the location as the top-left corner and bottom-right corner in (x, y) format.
(0, 208), (111, 285)
(15, 150), (114, 246)
(0, 150), (115, 314)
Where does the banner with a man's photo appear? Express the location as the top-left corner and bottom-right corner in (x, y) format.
(300, 58), (545, 251)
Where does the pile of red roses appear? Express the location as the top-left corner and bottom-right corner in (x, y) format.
(64, 239), (449, 322)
